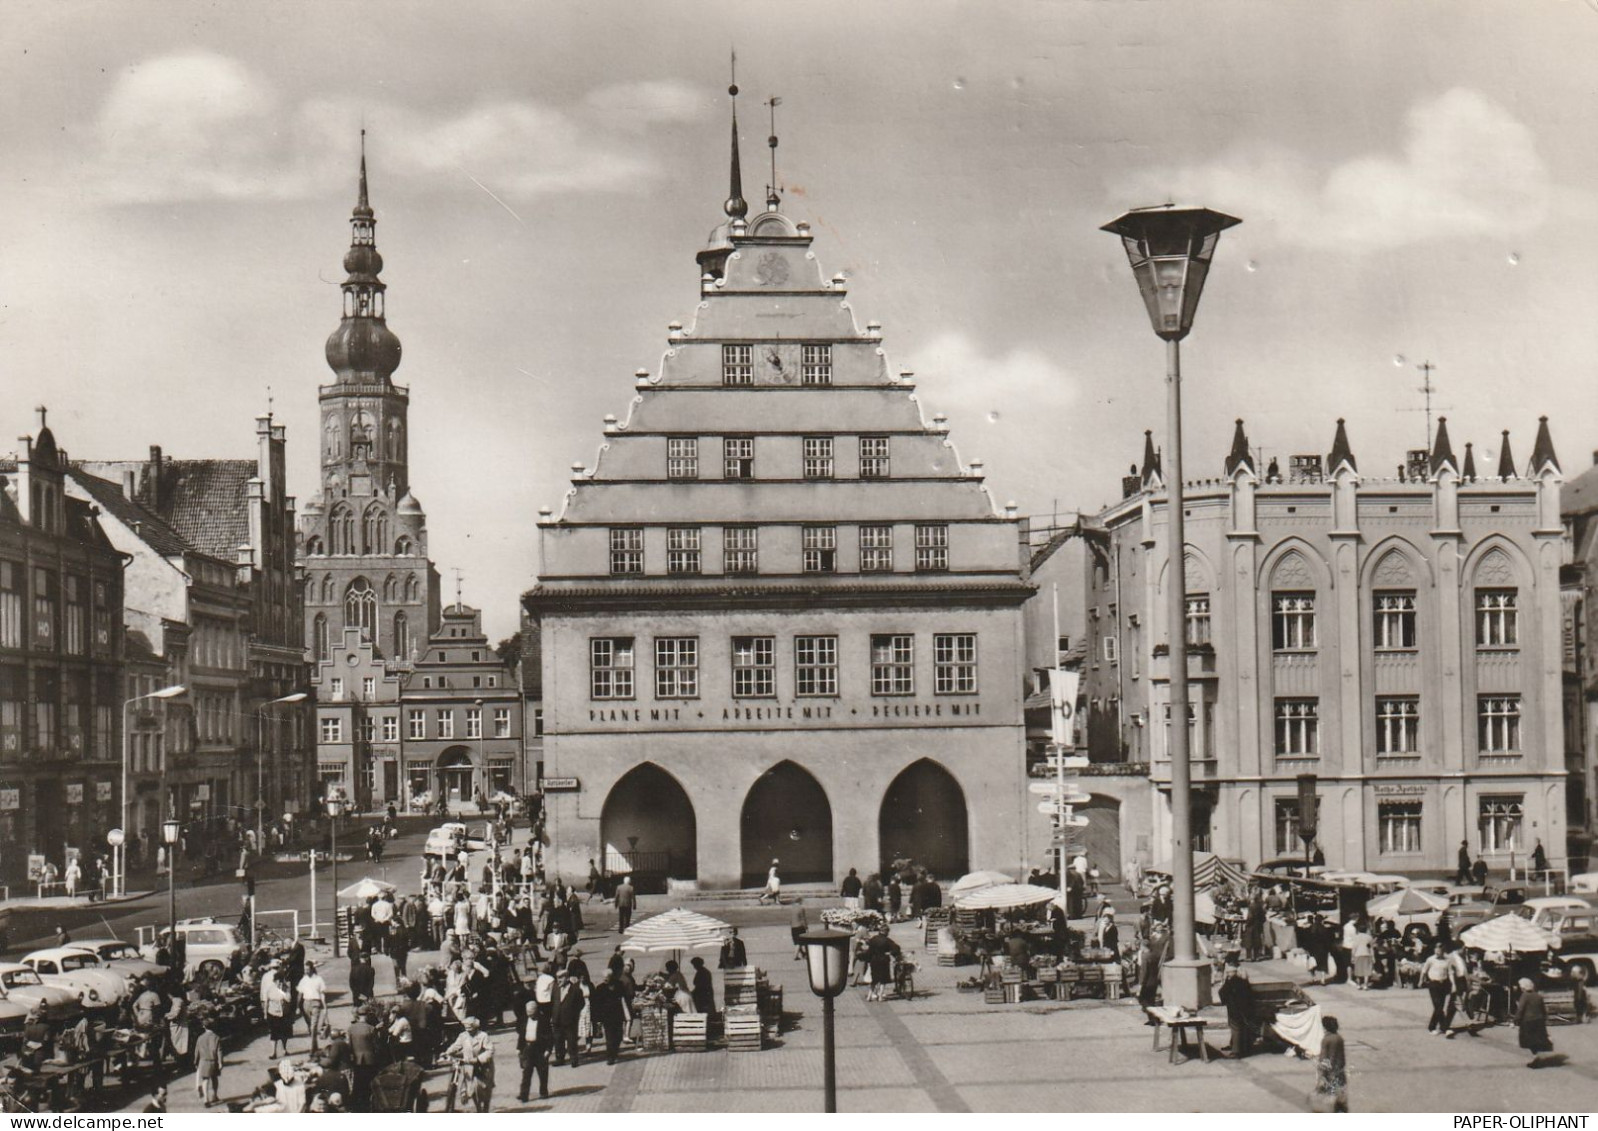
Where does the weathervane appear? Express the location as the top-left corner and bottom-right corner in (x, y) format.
(766, 95), (782, 211)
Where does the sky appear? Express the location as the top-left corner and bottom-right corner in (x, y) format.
(4, 0), (1597, 640)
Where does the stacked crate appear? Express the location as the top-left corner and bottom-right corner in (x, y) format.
(757, 984), (784, 1038)
(1000, 966), (1024, 1004)
(724, 967), (761, 1008)
(639, 1004), (672, 1051)
(924, 908), (952, 948)
(672, 1013), (710, 1051)
(1055, 965), (1081, 1002)
(1103, 963), (1124, 1000)
(725, 1005), (764, 1051)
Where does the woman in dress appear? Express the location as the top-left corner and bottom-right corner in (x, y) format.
(1514, 978), (1554, 1069)
(262, 965), (293, 1059)
(1311, 1015), (1349, 1112)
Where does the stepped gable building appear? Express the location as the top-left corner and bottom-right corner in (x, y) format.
(400, 603), (523, 806)
(1080, 415), (1568, 877)
(298, 144), (442, 808)
(72, 412), (309, 833)
(525, 88), (1033, 891)
(0, 411), (126, 883)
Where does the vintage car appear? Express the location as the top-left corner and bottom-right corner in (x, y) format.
(22, 949), (129, 1011)
(1441, 883), (1531, 936)
(0, 963), (84, 1021)
(1516, 896), (1592, 931)
(1545, 908), (1598, 982)
(70, 939), (168, 979)
(165, 920), (248, 978)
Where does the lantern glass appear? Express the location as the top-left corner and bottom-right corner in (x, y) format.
(800, 928), (852, 998)
(327, 797), (341, 818)
(161, 820), (180, 845)
(1102, 206), (1240, 342)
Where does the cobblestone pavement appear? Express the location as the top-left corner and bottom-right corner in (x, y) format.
(121, 899), (1598, 1114)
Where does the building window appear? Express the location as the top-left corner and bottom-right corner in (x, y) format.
(915, 525), (949, 572)
(803, 437), (834, 479)
(1272, 592), (1317, 651)
(860, 525), (894, 572)
(436, 710), (455, 739)
(860, 436), (890, 479)
(609, 528), (644, 575)
(1274, 698), (1319, 757)
(330, 677), (344, 700)
(358, 716), (375, 743)
(362, 677), (375, 699)
(1374, 591), (1418, 650)
(1476, 589), (1518, 648)
(92, 580), (112, 654)
(1376, 697), (1421, 755)
(344, 578), (377, 641)
(731, 636), (775, 698)
(407, 709), (425, 740)
(1102, 636), (1118, 663)
(794, 636), (839, 697)
(933, 633), (977, 694)
(655, 637), (699, 699)
(466, 708), (482, 739)
(381, 715), (399, 742)
(870, 634), (915, 696)
(320, 717), (342, 744)
(63, 576), (85, 656)
(493, 707), (511, 738)
(667, 437), (699, 480)
(1185, 594), (1211, 647)
(32, 567), (55, 649)
(1478, 795), (1523, 853)
(1478, 696), (1521, 753)
(393, 611), (410, 660)
(667, 528), (701, 575)
(722, 344), (754, 386)
(802, 526), (837, 573)
(724, 437), (755, 480)
(723, 527), (759, 575)
(1379, 801), (1423, 854)
(590, 638), (635, 700)
(534, 708), (544, 738)
(0, 667), (22, 754)
(0, 562), (23, 649)
(801, 343), (832, 386)
(1274, 797), (1320, 855)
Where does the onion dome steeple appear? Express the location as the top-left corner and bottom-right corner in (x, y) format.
(325, 132), (402, 385)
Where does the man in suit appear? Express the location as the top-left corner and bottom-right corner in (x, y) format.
(515, 996), (551, 1101)
(614, 875), (636, 933)
(718, 927), (748, 970)
(347, 1008), (382, 1112)
(589, 970), (628, 1065)
(551, 973), (586, 1068)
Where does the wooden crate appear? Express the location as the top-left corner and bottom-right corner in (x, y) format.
(639, 1005), (672, 1052)
(724, 967), (759, 989)
(672, 1013), (710, 1051)
(725, 1009), (763, 1052)
(983, 987), (1006, 1004)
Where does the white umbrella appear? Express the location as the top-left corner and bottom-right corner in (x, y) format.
(954, 883), (1057, 911)
(1367, 886), (1447, 919)
(1195, 890), (1217, 925)
(339, 877), (397, 900)
(949, 870), (1015, 898)
(620, 908), (732, 954)
(1459, 913), (1555, 953)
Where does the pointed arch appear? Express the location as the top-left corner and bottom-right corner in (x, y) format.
(395, 535), (413, 556)
(741, 761), (833, 886)
(312, 613), (328, 662)
(1258, 537), (1334, 592)
(382, 573), (398, 603)
(404, 574), (420, 603)
(1155, 544), (1217, 597)
(344, 577), (377, 640)
(386, 418), (403, 461)
(392, 610), (410, 660)
(878, 759), (969, 879)
(362, 504), (389, 557)
(329, 504), (355, 555)
(323, 415), (342, 460)
(304, 535), (324, 557)
(602, 762), (697, 891)
(320, 574), (335, 604)
(1360, 535), (1434, 591)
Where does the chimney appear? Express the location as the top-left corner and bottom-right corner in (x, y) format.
(122, 470), (136, 499)
(147, 445), (163, 509)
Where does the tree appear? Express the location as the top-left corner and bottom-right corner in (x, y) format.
(495, 631), (523, 671)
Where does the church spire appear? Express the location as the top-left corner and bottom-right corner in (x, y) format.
(1327, 417), (1357, 475)
(1224, 418), (1253, 476)
(1429, 416), (1457, 477)
(1529, 415), (1561, 476)
(1497, 430), (1516, 481)
(325, 134), (402, 385)
(724, 59), (748, 220)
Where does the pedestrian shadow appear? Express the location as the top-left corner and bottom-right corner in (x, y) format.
(1535, 1054), (1570, 1069)
(547, 1084), (606, 1097)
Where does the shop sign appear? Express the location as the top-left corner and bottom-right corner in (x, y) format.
(26, 855), (45, 882)
(0, 789), (18, 811)
(66, 783), (83, 805)
(540, 777), (580, 792)
(96, 781), (112, 802)
(196, 784), (211, 801)
(1373, 784), (1425, 796)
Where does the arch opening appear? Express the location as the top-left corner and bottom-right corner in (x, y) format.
(878, 759), (968, 879)
(603, 763), (697, 894)
(741, 761), (833, 886)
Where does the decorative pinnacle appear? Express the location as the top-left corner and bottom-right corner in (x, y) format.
(355, 129), (372, 219)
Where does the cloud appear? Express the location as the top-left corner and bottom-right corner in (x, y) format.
(1117, 88), (1550, 252)
(88, 52), (672, 204)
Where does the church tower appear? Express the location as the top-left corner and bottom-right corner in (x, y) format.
(299, 138), (441, 678)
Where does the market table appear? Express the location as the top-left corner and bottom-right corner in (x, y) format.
(1146, 1005), (1212, 1065)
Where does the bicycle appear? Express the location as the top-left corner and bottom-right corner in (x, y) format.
(893, 956), (918, 1001)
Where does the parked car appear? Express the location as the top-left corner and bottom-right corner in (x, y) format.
(1321, 872), (1409, 894)
(21, 949), (128, 1012)
(1516, 896), (1592, 931)
(1545, 908), (1598, 982)
(140, 919), (246, 978)
(1569, 872), (1598, 895)
(1441, 883), (1531, 937)
(0, 963), (84, 1022)
(1253, 858), (1329, 880)
(70, 939), (167, 980)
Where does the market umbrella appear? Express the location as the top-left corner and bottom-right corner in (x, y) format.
(1367, 886), (1447, 920)
(954, 883), (1057, 911)
(620, 908), (731, 954)
(339, 877), (397, 900)
(1195, 890), (1217, 925)
(949, 870), (1015, 898)
(1459, 914), (1555, 953)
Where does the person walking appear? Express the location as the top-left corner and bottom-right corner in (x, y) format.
(1218, 958), (1253, 1059)
(193, 1019), (224, 1107)
(1456, 840), (1473, 885)
(442, 1016), (494, 1113)
(718, 927), (747, 970)
(63, 857), (81, 899)
(614, 875), (636, 933)
(1419, 943), (1460, 1035)
(552, 972), (586, 1067)
(689, 956), (715, 1013)
(840, 868), (863, 910)
(349, 1007), (382, 1111)
(516, 996), (551, 1102)
(590, 970), (628, 1065)
(759, 859), (782, 905)
(1514, 978), (1555, 1068)
(1310, 1015), (1349, 1112)
(790, 898), (809, 960)
(263, 963), (293, 1059)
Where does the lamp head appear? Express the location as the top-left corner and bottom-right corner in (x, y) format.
(161, 819), (181, 845)
(1101, 204), (1241, 341)
(274, 692), (309, 704)
(152, 685), (187, 700)
(799, 927), (852, 998)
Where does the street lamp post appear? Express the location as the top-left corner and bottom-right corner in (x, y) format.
(1101, 204), (1240, 1011)
(327, 795), (343, 956)
(162, 817), (181, 935)
(119, 685), (186, 898)
(799, 927), (851, 1112)
(255, 693), (308, 855)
